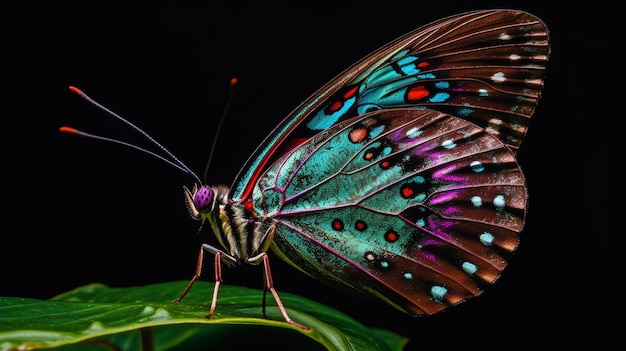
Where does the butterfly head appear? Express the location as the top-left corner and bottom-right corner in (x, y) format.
(192, 186), (214, 214)
(183, 183), (222, 222)
(183, 183), (267, 264)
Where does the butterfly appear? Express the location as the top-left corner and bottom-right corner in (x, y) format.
(63, 9), (549, 329)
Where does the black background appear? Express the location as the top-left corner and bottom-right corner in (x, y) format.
(9, 2), (623, 350)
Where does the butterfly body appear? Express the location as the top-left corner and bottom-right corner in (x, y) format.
(66, 9), (549, 326)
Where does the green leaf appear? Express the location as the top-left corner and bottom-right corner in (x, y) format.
(0, 281), (408, 351)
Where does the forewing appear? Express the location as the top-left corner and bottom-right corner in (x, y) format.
(232, 9), (548, 201)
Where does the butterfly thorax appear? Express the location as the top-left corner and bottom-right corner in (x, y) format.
(183, 184), (273, 265)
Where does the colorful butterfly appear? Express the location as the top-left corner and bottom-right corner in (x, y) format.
(64, 9), (549, 329)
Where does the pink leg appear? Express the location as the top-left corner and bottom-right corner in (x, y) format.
(172, 246), (224, 319)
(207, 252), (223, 318)
(262, 254), (308, 330)
(173, 245), (307, 328)
(172, 247), (204, 303)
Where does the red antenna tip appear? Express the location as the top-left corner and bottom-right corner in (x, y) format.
(59, 126), (79, 134)
(230, 77), (238, 86)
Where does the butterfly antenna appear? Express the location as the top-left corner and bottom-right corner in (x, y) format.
(62, 86), (203, 185)
(203, 77), (238, 183)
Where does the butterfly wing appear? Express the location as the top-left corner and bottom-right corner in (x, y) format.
(231, 9), (549, 201)
(254, 109), (525, 315)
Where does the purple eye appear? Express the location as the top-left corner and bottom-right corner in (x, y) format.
(194, 187), (213, 212)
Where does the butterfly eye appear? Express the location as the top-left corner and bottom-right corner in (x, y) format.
(194, 186), (214, 213)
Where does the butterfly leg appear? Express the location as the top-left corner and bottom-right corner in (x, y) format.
(172, 243), (236, 319)
(253, 253), (308, 330)
(171, 246), (205, 303)
(207, 251), (223, 318)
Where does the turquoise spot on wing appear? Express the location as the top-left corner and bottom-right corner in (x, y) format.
(471, 196), (482, 207)
(398, 56), (420, 75)
(480, 232), (494, 246)
(416, 73), (436, 80)
(414, 193), (426, 202)
(457, 107), (475, 117)
(369, 125), (386, 138)
(398, 56), (418, 65)
(431, 285), (448, 301)
(462, 261), (478, 275)
(435, 81), (450, 89)
(429, 92), (450, 103)
(306, 96), (356, 130)
(470, 160), (484, 173)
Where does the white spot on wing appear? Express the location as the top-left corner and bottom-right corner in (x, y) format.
(493, 195), (506, 209)
(488, 118), (503, 126)
(441, 139), (456, 149)
(491, 72), (506, 83)
(406, 126), (422, 139)
(485, 118), (503, 136)
(471, 196), (482, 207)
(509, 54), (521, 60)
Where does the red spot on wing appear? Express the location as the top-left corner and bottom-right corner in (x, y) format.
(329, 85), (359, 113)
(355, 220), (367, 231)
(329, 100), (343, 112)
(417, 62), (429, 68)
(407, 86), (430, 101)
(332, 219), (344, 231)
(349, 128), (368, 143)
(385, 230), (399, 242)
(401, 186), (414, 198)
(343, 85), (359, 99)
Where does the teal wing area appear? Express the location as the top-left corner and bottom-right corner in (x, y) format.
(254, 109), (526, 315)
